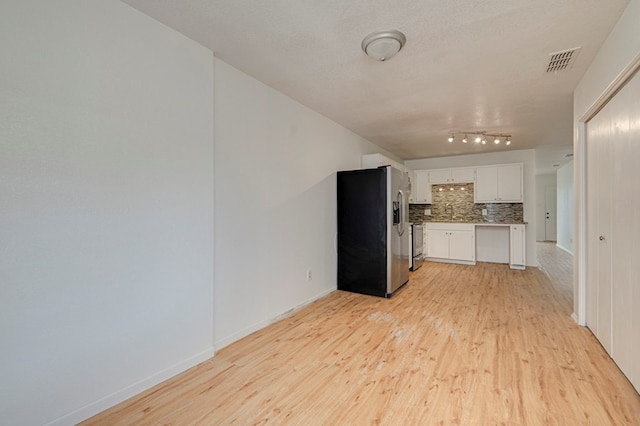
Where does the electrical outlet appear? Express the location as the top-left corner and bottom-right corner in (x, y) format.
(306, 270), (312, 281)
(424, 209), (431, 215)
(482, 209), (488, 216)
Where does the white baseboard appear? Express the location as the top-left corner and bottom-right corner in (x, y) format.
(271, 287), (335, 323)
(214, 287), (336, 351)
(571, 312), (578, 324)
(556, 244), (574, 255)
(424, 257), (476, 266)
(46, 347), (215, 426)
(214, 319), (271, 351)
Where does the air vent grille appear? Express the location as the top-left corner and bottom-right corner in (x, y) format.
(547, 47), (581, 73)
(564, 153), (574, 158)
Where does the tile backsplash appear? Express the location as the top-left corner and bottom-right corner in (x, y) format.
(409, 183), (523, 223)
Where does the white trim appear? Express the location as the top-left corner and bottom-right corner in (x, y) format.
(580, 51), (640, 123)
(424, 258), (476, 266)
(555, 243), (573, 255)
(45, 348), (216, 426)
(571, 312), (579, 324)
(575, 121), (587, 326)
(214, 287), (335, 351)
(270, 288), (335, 323)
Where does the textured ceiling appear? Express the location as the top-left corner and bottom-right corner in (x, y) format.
(122, 0), (629, 171)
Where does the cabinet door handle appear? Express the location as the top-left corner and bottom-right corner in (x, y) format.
(599, 235), (605, 241)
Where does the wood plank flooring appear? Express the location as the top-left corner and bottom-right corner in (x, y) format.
(536, 241), (573, 302)
(83, 259), (640, 425)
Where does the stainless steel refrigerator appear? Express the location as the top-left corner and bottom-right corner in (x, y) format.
(337, 165), (410, 297)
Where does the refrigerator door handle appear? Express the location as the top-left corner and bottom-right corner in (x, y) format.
(397, 190), (406, 236)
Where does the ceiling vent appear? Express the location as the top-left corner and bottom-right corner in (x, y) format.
(546, 47), (581, 73)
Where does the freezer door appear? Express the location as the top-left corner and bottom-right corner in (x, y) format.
(387, 167), (410, 295)
(337, 168), (387, 297)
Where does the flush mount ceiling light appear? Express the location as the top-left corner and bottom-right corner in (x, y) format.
(446, 131), (513, 148)
(361, 30), (406, 61)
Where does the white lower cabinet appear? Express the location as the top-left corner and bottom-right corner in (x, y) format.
(426, 229), (449, 259)
(423, 226), (428, 257)
(425, 223), (475, 264)
(509, 225), (526, 270)
(424, 223), (525, 268)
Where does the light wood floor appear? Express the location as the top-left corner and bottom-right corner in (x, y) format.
(83, 255), (640, 425)
(536, 241), (574, 302)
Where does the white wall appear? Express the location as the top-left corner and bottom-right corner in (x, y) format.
(556, 161), (574, 254)
(0, 2), (215, 425)
(405, 149), (537, 266)
(213, 59), (394, 349)
(574, 0), (640, 322)
(535, 174), (557, 241)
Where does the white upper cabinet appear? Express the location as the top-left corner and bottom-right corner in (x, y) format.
(428, 169), (451, 184)
(474, 163), (523, 203)
(413, 170), (431, 203)
(407, 167), (415, 203)
(428, 167), (475, 184)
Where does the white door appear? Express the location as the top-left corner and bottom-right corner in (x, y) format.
(587, 92), (613, 356)
(609, 70), (640, 389)
(544, 185), (557, 241)
(586, 67), (640, 392)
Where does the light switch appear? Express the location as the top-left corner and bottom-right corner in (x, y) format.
(424, 209), (431, 215)
(482, 209), (488, 216)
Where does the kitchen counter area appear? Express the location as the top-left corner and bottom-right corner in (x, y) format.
(417, 221), (527, 270)
(406, 164), (528, 270)
(421, 220), (527, 225)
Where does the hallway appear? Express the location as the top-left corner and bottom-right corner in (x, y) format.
(536, 241), (573, 304)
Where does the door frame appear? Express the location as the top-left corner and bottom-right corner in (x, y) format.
(575, 52), (640, 325)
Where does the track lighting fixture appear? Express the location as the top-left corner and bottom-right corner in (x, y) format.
(445, 131), (513, 147)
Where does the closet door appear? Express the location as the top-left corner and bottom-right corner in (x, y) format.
(586, 101), (613, 355)
(610, 70), (640, 390)
(586, 68), (640, 392)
